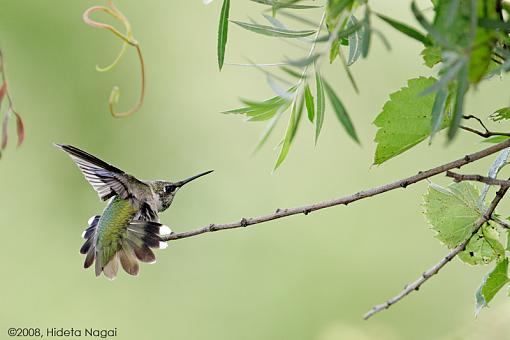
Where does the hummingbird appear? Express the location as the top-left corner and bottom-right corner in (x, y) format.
(55, 144), (213, 279)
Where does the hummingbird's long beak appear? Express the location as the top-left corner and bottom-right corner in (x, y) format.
(175, 170), (214, 187)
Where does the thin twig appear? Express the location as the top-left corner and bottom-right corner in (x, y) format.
(492, 216), (510, 230)
(363, 185), (509, 320)
(460, 115), (510, 138)
(446, 171), (510, 186)
(163, 139), (510, 241)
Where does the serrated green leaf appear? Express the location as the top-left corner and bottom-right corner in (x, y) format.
(490, 107), (510, 122)
(475, 258), (509, 315)
(459, 222), (505, 265)
(323, 80), (359, 143)
(373, 77), (448, 164)
(424, 182), (482, 247)
(217, 0), (230, 70)
(231, 20), (316, 38)
(304, 84), (315, 122)
(315, 69), (325, 142)
(376, 12), (431, 45)
(424, 182), (505, 265)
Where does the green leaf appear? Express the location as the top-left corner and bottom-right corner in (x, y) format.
(424, 182), (505, 265)
(424, 182), (482, 248)
(376, 13), (431, 45)
(459, 222), (505, 265)
(339, 48), (359, 93)
(429, 87), (448, 143)
(347, 16), (363, 66)
(479, 148), (510, 205)
(430, 0), (498, 83)
(255, 110), (283, 151)
(490, 107), (510, 122)
(323, 80), (359, 143)
(482, 136), (510, 144)
(421, 45), (442, 68)
(280, 66), (302, 79)
(373, 77), (448, 165)
(447, 63), (469, 140)
(217, 0), (230, 70)
(231, 20), (316, 38)
(304, 84), (315, 122)
(475, 258), (509, 316)
(361, 11), (371, 58)
(327, 0), (354, 21)
(315, 69), (325, 142)
(250, 0), (322, 10)
(274, 100), (300, 169)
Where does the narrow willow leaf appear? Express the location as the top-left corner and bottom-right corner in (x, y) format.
(286, 54), (320, 67)
(447, 63), (469, 140)
(250, 0), (322, 10)
(0, 82), (6, 108)
(304, 84), (315, 122)
(490, 107), (510, 122)
(429, 87), (448, 143)
(338, 49), (359, 93)
(327, 0), (354, 19)
(482, 136), (510, 144)
(231, 20), (316, 38)
(420, 59), (464, 96)
(411, 1), (450, 47)
(267, 74), (294, 99)
(376, 13), (431, 45)
(323, 80), (359, 143)
(374, 77), (448, 164)
(263, 13), (285, 29)
(255, 110), (284, 152)
(337, 20), (363, 40)
(373, 30), (391, 51)
(278, 10), (319, 28)
(280, 66), (302, 79)
(217, 0), (230, 70)
(274, 100), (299, 169)
(479, 148), (510, 206)
(475, 258), (509, 316)
(347, 16), (362, 66)
(291, 95), (304, 142)
(315, 69), (325, 142)
(361, 15), (371, 58)
(13, 111), (24, 147)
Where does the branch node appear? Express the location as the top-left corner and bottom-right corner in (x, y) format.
(275, 208), (281, 214)
(240, 218), (248, 227)
(400, 181), (408, 188)
(304, 209), (311, 215)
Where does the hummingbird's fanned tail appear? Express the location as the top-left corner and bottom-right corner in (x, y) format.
(79, 217), (172, 280)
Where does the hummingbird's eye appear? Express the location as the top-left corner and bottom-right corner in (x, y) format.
(164, 185), (176, 193)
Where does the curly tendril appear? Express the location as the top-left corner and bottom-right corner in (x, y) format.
(83, 1), (145, 118)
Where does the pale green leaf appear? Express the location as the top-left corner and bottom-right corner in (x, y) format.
(376, 12), (431, 45)
(373, 77), (447, 164)
(424, 182), (505, 265)
(475, 258), (509, 315)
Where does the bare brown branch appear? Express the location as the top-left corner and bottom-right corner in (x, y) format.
(446, 171), (510, 186)
(164, 139), (510, 241)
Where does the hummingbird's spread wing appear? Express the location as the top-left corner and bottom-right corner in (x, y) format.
(55, 144), (147, 201)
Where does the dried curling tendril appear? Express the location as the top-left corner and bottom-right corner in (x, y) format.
(83, 1), (145, 118)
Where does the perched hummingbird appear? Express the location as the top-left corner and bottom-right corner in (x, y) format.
(55, 144), (213, 279)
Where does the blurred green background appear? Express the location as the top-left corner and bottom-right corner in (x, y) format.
(1, 1), (510, 339)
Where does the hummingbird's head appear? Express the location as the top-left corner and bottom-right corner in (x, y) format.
(152, 170), (213, 212)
